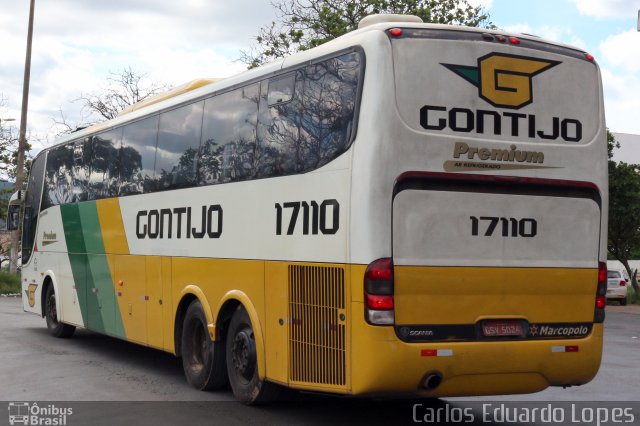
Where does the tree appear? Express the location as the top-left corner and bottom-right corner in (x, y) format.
(55, 67), (171, 133)
(241, 0), (495, 68)
(607, 130), (640, 297)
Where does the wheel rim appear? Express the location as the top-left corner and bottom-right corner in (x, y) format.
(231, 327), (255, 382)
(46, 292), (57, 325)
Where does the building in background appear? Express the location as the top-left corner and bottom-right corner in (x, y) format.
(612, 133), (640, 164)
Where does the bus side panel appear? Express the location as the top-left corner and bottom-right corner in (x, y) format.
(171, 257), (266, 341)
(264, 260), (352, 393)
(264, 261), (289, 385)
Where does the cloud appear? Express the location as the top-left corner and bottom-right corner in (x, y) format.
(598, 29), (640, 133)
(599, 30), (640, 72)
(568, 0), (640, 19)
(0, 1), (278, 148)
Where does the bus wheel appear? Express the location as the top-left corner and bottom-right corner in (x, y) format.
(226, 305), (280, 404)
(181, 299), (228, 390)
(44, 285), (75, 338)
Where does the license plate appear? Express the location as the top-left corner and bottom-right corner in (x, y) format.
(482, 320), (524, 337)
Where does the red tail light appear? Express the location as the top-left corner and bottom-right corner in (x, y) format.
(366, 294), (394, 310)
(620, 280), (626, 287)
(594, 262), (606, 323)
(598, 264), (606, 283)
(364, 258), (394, 325)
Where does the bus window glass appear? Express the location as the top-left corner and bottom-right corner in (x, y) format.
(156, 101), (204, 190)
(200, 83), (259, 185)
(256, 51), (361, 178)
(268, 73), (295, 106)
(21, 153), (46, 263)
(71, 138), (92, 202)
(89, 128), (122, 200)
(256, 72), (303, 178)
(297, 52), (361, 172)
(43, 143), (75, 208)
(121, 116), (159, 195)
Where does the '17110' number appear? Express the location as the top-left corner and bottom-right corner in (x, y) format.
(275, 200), (339, 235)
(470, 216), (537, 238)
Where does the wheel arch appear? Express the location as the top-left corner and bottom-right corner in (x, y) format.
(174, 285), (214, 358)
(40, 272), (60, 319)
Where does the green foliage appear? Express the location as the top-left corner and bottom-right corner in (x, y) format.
(0, 270), (20, 295)
(242, 0), (495, 68)
(607, 130), (640, 296)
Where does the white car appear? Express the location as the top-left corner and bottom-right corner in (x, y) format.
(607, 269), (629, 305)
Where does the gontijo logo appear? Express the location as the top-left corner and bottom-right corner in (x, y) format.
(443, 53), (561, 109)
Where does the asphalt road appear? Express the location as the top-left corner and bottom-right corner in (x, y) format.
(1, 297), (639, 425)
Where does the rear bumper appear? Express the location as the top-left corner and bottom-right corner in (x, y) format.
(606, 288), (627, 299)
(350, 302), (603, 397)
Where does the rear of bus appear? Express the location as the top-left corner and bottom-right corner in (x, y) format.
(349, 21), (607, 397)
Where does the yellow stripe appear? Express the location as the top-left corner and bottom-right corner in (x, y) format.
(96, 198), (130, 255)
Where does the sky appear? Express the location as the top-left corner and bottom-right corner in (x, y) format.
(0, 0), (639, 156)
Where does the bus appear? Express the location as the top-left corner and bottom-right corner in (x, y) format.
(9, 14), (607, 403)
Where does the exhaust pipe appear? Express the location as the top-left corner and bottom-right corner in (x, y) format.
(422, 371), (443, 390)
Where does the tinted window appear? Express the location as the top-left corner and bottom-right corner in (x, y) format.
(297, 52), (361, 172)
(89, 128), (122, 199)
(121, 116), (159, 195)
(200, 83), (259, 185)
(22, 153), (46, 263)
(608, 271), (621, 279)
(43, 143), (75, 208)
(256, 72), (303, 178)
(256, 51), (361, 178)
(72, 138), (92, 202)
(268, 73), (295, 105)
(156, 102), (203, 190)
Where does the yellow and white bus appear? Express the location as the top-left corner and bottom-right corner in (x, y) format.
(10, 14), (608, 403)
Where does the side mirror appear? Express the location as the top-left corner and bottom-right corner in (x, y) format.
(6, 204), (20, 231)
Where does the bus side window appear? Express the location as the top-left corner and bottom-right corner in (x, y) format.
(21, 153), (46, 263)
(267, 73), (295, 106)
(255, 51), (362, 179)
(257, 72), (302, 178)
(156, 101), (203, 190)
(199, 83), (259, 185)
(43, 143), (75, 208)
(89, 129), (122, 200)
(297, 52), (361, 172)
(72, 138), (92, 202)
(121, 116), (159, 195)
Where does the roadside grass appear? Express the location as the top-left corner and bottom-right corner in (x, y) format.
(0, 271), (21, 295)
(629, 285), (639, 305)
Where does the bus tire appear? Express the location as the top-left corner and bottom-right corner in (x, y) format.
(44, 285), (75, 338)
(226, 305), (280, 404)
(181, 299), (228, 390)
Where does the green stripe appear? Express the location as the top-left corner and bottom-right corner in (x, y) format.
(61, 202), (125, 338)
(61, 204), (89, 327)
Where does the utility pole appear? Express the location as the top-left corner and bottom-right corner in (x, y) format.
(10, 0), (35, 274)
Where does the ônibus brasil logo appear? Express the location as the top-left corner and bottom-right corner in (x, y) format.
(442, 53), (561, 109)
(7, 402), (73, 425)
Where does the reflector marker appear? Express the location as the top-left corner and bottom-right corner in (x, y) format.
(421, 349), (453, 357)
(552, 345), (579, 353)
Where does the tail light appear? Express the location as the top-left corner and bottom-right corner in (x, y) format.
(620, 280), (626, 287)
(594, 262), (606, 323)
(364, 258), (394, 325)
